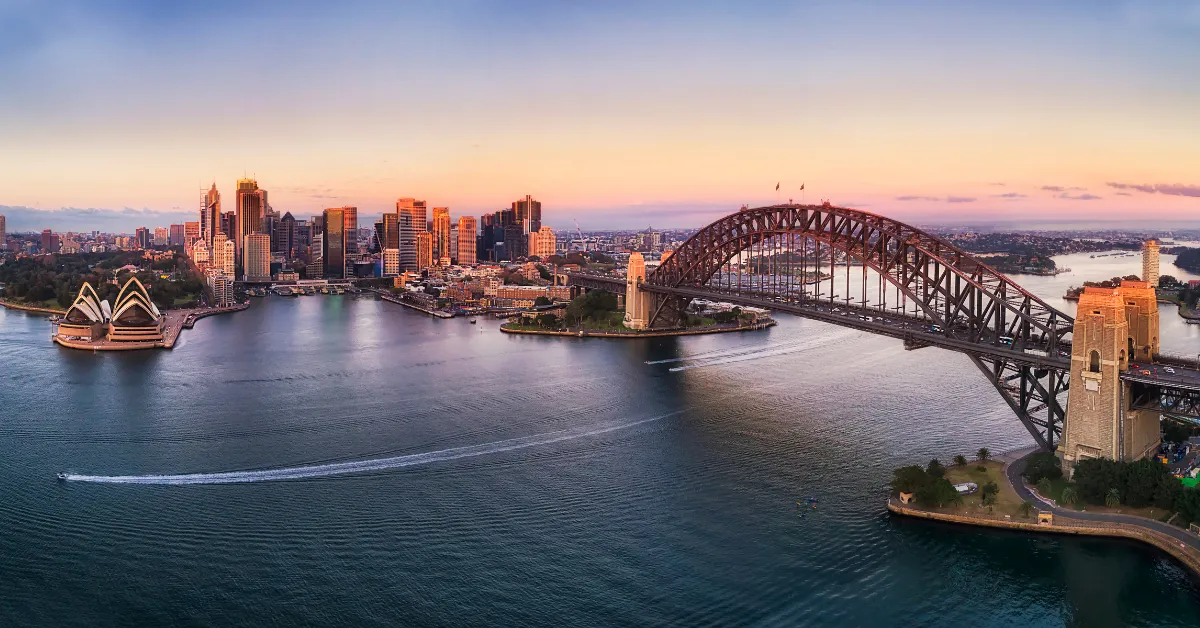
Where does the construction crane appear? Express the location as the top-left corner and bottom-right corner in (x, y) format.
(573, 219), (585, 250)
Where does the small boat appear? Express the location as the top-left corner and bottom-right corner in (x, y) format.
(470, 319), (477, 324)
(56, 472), (68, 482)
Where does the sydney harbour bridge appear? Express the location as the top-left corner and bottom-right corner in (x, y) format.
(567, 203), (1200, 464)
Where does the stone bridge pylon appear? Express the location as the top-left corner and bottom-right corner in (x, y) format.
(1060, 281), (1161, 473)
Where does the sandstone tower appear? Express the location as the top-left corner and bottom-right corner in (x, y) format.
(624, 252), (649, 330)
(1061, 281), (1161, 473)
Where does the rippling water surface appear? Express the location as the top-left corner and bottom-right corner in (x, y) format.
(2, 252), (1200, 627)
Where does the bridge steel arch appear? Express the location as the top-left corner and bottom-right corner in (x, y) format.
(644, 203), (1075, 449)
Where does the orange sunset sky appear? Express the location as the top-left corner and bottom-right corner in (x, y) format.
(1, 1), (1197, 230)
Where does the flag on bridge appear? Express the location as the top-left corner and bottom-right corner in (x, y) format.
(776, 182), (780, 191)
(800, 183), (805, 191)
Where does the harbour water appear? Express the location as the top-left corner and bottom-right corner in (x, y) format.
(2, 252), (1199, 627)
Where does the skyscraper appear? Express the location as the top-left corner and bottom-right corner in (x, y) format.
(201, 183), (220, 249)
(528, 226), (556, 259)
(449, 224), (459, 263)
(211, 232), (235, 276)
(273, 212), (298, 257)
(134, 227), (150, 250)
(502, 224), (527, 260)
(432, 207), (451, 260)
(235, 177), (267, 265)
(416, 232), (433, 270)
(243, 233), (271, 282)
(513, 195), (542, 234)
(457, 216), (477, 265)
(220, 212), (236, 241)
(322, 207), (346, 279)
(342, 206), (358, 255)
(397, 198), (428, 272)
(0, 214), (7, 252)
(41, 229), (54, 253)
(153, 227), (169, 247)
(382, 213), (399, 251)
(1143, 239), (1160, 288)
(183, 222), (200, 251)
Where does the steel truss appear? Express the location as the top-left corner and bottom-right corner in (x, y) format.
(646, 203), (1076, 448)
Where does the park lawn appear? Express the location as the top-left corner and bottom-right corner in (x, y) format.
(943, 461), (1028, 518)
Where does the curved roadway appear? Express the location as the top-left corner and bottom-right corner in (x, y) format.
(1006, 453), (1200, 553)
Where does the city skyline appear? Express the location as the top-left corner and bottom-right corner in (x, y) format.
(1, 2), (1198, 231)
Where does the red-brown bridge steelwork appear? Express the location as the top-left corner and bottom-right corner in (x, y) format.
(572, 203), (1076, 450)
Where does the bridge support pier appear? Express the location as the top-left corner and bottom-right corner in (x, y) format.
(1061, 282), (1160, 475)
(624, 253), (650, 330)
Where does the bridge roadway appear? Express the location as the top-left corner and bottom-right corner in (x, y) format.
(1123, 360), (1200, 394)
(564, 271), (1200, 391)
(643, 283), (1071, 370)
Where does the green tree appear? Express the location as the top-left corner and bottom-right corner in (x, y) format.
(1163, 421), (1194, 444)
(980, 481), (999, 506)
(534, 296), (552, 307)
(1123, 458), (1169, 508)
(1036, 477), (1054, 497)
(916, 477), (961, 508)
(1105, 488), (1121, 508)
(952, 455), (968, 467)
(1060, 486), (1078, 506)
(535, 264), (552, 281)
(926, 459), (946, 479)
(891, 466), (929, 495)
(1022, 452), (1063, 484)
(1019, 501), (1035, 519)
(1073, 458), (1125, 505)
(976, 447), (991, 462)
(1154, 475), (1182, 511)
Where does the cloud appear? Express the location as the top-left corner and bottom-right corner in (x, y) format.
(895, 195), (975, 203)
(1107, 182), (1200, 197)
(1058, 193), (1102, 201)
(991, 192), (1027, 199)
(988, 182), (1007, 187)
(0, 205), (194, 232)
(1115, 192), (1132, 196)
(1041, 185), (1065, 192)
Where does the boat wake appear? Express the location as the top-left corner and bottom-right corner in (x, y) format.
(666, 329), (855, 372)
(61, 411), (681, 485)
(645, 340), (807, 365)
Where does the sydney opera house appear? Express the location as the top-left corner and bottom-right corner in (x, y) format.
(56, 278), (164, 346)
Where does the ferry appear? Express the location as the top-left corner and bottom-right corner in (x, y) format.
(56, 472), (68, 482)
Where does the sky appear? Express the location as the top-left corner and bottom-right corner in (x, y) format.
(1, 0), (1198, 232)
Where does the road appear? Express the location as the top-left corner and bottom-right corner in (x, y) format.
(1006, 453), (1200, 553)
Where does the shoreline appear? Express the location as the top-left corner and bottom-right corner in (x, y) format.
(499, 320), (777, 338)
(887, 449), (1200, 578)
(52, 304), (248, 352)
(887, 500), (1200, 577)
(0, 299), (66, 316)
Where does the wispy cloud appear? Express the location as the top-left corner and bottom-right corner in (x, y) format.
(991, 192), (1027, 199)
(1041, 185), (1087, 193)
(946, 196), (976, 203)
(988, 182), (1007, 187)
(895, 195), (940, 202)
(1059, 193), (1102, 201)
(1107, 182), (1200, 198)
